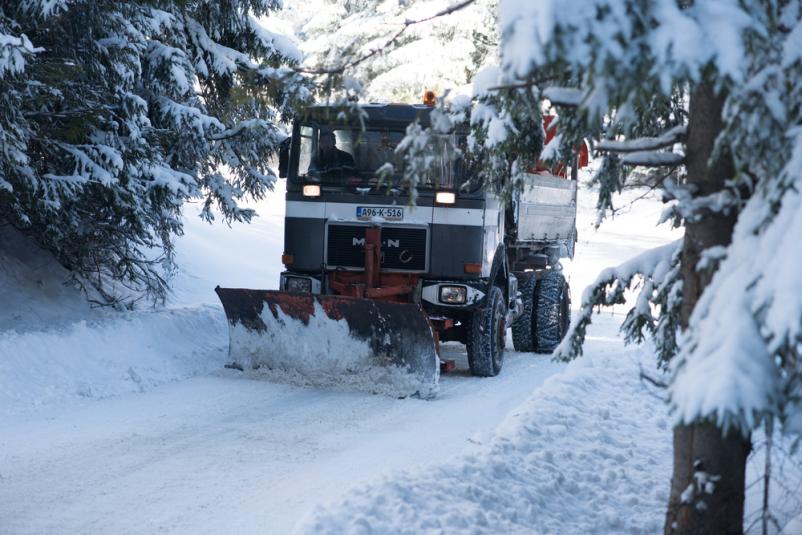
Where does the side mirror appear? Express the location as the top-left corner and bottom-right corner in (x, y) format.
(278, 137), (290, 178)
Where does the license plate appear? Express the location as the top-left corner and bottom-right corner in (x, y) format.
(356, 206), (404, 221)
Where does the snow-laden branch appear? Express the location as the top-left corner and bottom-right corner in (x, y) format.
(669, 169), (802, 435)
(154, 97), (225, 138)
(208, 118), (283, 142)
(19, 0), (70, 18)
(542, 86), (583, 107)
(620, 151), (685, 167)
(385, 98), (470, 205)
(0, 32), (42, 77)
(555, 239), (683, 367)
(597, 125), (687, 153)
(248, 16), (302, 65)
(500, 0), (751, 100)
(659, 179), (740, 225)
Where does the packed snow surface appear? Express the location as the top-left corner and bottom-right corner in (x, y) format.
(296, 337), (672, 535)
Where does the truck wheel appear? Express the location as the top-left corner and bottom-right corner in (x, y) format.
(511, 274), (536, 352)
(534, 271), (571, 353)
(466, 285), (506, 377)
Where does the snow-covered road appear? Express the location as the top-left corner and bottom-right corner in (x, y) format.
(0, 346), (565, 534)
(0, 182), (683, 534)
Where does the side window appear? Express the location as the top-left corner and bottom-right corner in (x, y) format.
(434, 133), (456, 189)
(334, 129), (354, 156)
(299, 126), (315, 175)
(456, 134), (480, 192)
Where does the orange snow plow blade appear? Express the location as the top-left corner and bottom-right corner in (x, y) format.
(214, 287), (439, 398)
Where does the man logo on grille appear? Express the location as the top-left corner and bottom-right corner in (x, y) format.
(351, 238), (400, 248)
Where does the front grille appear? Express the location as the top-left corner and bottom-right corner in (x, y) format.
(382, 227), (428, 270)
(326, 225), (366, 269)
(326, 224), (428, 272)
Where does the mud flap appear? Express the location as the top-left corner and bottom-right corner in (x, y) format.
(215, 287), (439, 399)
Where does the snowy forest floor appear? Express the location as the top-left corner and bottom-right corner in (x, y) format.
(1, 182), (800, 534)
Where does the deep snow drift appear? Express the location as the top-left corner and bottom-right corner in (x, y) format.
(0, 183), (285, 417)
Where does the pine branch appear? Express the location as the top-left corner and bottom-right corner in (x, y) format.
(620, 151), (685, 167)
(554, 239), (683, 364)
(597, 125), (687, 153)
(659, 179), (741, 225)
(484, 75), (560, 93)
(542, 86), (583, 107)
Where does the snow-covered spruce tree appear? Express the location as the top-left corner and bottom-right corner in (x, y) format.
(457, 1), (802, 533)
(0, 0), (309, 305)
(281, 0), (497, 101)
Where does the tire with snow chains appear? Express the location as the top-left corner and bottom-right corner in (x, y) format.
(466, 285), (506, 377)
(511, 273), (537, 352)
(534, 271), (571, 354)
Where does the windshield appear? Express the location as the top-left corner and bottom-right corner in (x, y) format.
(293, 123), (467, 190)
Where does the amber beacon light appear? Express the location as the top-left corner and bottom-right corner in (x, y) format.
(423, 90), (436, 106)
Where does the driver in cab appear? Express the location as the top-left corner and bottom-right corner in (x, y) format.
(308, 128), (355, 180)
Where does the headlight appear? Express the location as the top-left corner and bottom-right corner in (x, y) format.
(435, 191), (455, 204)
(285, 276), (312, 293)
(439, 285), (466, 304)
(303, 184), (321, 197)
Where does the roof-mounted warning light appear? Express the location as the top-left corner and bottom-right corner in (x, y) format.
(423, 90), (436, 106)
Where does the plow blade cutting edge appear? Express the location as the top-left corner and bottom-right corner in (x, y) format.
(215, 287), (439, 399)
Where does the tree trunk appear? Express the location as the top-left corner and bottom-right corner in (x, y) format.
(664, 84), (751, 534)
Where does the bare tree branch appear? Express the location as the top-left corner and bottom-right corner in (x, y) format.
(639, 369), (668, 389)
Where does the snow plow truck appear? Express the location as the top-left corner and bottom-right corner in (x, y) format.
(215, 100), (587, 399)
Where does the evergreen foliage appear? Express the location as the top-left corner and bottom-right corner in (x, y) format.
(487, 0), (802, 439)
(468, 71), (544, 197)
(554, 239), (684, 369)
(0, 0), (310, 305)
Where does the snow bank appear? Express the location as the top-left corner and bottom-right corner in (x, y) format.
(0, 306), (227, 416)
(0, 222), (231, 417)
(0, 183), (286, 416)
(295, 342), (672, 534)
